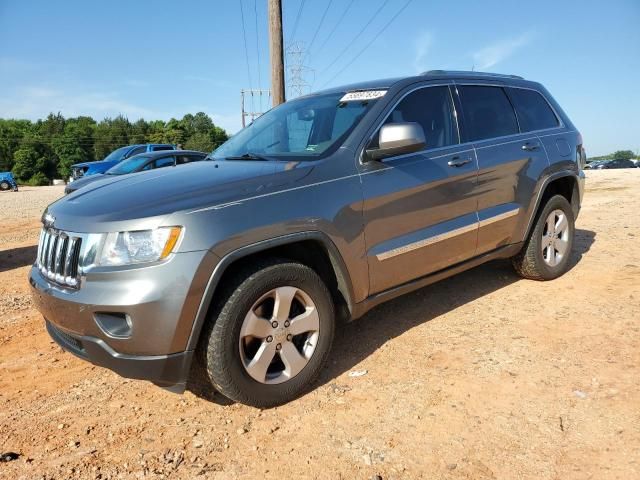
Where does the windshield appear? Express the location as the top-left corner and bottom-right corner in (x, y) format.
(102, 146), (131, 163)
(212, 91), (380, 160)
(105, 155), (150, 175)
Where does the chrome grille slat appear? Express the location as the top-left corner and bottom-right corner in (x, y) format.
(36, 228), (83, 289)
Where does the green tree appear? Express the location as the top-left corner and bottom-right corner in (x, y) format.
(612, 150), (635, 160)
(12, 138), (47, 182)
(184, 132), (215, 152)
(53, 122), (93, 179)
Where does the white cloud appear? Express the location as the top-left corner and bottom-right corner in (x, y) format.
(0, 86), (156, 120)
(0, 85), (242, 133)
(413, 31), (434, 74)
(472, 32), (535, 70)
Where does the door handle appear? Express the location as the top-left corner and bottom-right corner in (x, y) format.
(447, 157), (472, 167)
(521, 142), (540, 151)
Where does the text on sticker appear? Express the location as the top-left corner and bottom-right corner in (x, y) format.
(340, 90), (387, 102)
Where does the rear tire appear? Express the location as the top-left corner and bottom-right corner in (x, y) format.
(199, 259), (335, 408)
(0, 181), (10, 191)
(512, 194), (575, 280)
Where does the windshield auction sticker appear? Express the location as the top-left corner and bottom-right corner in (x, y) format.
(340, 90), (387, 102)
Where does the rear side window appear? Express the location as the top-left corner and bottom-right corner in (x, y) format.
(458, 86), (518, 141)
(381, 86), (459, 149)
(508, 88), (559, 132)
(154, 156), (175, 168)
(177, 154), (205, 164)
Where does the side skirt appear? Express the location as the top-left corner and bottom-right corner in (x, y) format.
(350, 242), (523, 320)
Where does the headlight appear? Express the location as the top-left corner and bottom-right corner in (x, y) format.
(98, 227), (182, 266)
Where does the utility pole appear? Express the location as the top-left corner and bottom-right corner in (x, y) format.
(241, 89), (271, 127)
(268, 0), (285, 106)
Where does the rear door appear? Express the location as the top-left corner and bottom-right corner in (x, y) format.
(456, 84), (549, 254)
(360, 84), (479, 294)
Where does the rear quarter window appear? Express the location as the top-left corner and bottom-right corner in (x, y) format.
(508, 88), (559, 132)
(458, 85), (519, 142)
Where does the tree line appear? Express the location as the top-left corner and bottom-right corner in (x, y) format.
(0, 113), (229, 185)
(588, 150), (638, 163)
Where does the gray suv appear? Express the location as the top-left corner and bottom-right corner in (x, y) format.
(30, 71), (585, 407)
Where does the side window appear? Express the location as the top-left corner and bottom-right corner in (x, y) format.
(381, 86), (459, 149)
(154, 156), (175, 169)
(177, 155), (204, 164)
(127, 146), (147, 158)
(458, 86), (519, 141)
(153, 146), (174, 152)
(508, 88), (559, 132)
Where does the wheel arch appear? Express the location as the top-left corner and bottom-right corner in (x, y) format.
(185, 231), (355, 352)
(524, 171), (580, 241)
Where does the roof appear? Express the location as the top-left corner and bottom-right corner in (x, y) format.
(313, 70), (533, 96)
(421, 70), (524, 80)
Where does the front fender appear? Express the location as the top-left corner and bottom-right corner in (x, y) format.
(184, 231), (356, 352)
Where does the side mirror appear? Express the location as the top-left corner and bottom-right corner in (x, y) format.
(365, 122), (426, 161)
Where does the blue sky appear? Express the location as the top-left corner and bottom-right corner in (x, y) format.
(0, 0), (638, 156)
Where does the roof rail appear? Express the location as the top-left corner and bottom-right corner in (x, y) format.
(421, 70), (524, 80)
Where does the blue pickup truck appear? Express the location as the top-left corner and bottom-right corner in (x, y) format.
(71, 144), (175, 180)
(0, 171), (18, 191)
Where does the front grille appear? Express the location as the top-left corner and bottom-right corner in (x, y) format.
(46, 321), (86, 357)
(71, 167), (85, 180)
(36, 228), (82, 288)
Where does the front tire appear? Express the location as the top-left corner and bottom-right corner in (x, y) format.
(512, 194), (575, 280)
(0, 181), (10, 191)
(200, 259), (335, 407)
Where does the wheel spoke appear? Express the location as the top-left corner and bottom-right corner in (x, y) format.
(555, 237), (569, 256)
(555, 213), (568, 234)
(289, 306), (320, 336)
(546, 245), (556, 266)
(546, 214), (557, 234)
(240, 311), (272, 339)
(245, 341), (277, 382)
(273, 286), (297, 322)
(279, 342), (308, 378)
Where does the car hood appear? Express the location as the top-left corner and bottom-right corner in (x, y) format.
(48, 160), (313, 232)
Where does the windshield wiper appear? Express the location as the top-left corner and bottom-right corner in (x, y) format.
(225, 152), (270, 161)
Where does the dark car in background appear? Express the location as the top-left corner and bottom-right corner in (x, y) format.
(593, 158), (637, 169)
(70, 144), (175, 180)
(65, 150), (207, 194)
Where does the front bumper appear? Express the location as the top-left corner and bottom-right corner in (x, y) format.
(29, 249), (219, 389)
(46, 320), (192, 390)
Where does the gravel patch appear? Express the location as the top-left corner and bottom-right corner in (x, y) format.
(0, 186), (65, 220)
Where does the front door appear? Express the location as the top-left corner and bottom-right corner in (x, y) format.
(360, 85), (479, 294)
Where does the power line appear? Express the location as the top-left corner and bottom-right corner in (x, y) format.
(288, 0), (307, 43)
(316, 0), (389, 80)
(305, 0), (333, 56)
(239, 0), (255, 113)
(314, 0), (356, 58)
(320, 0), (413, 88)
(253, 0), (263, 112)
